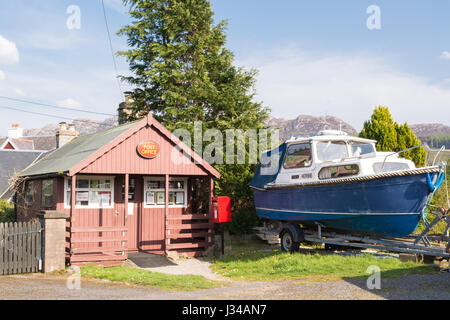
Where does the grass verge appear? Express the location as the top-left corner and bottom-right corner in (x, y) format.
(211, 242), (438, 281)
(81, 265), (222, 291)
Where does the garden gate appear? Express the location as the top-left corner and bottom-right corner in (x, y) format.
(0, 221), (42, 275)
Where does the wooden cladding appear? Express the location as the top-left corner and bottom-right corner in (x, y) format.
(68, 226), (127, 264)
(165, 213), (213, 254)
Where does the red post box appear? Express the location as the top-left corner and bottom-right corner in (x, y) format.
(212, 196), (231, 223)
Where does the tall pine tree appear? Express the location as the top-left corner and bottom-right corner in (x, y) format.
(117, 0), (268, 132)
(117, 0), (270, 231)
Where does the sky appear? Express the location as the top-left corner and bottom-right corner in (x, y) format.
(0, 0), (449, 136)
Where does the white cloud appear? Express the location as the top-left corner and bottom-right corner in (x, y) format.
(0, 35), (19, 65)
(14, 88), (25, 96)
(25, 32), (86, 51)
(0, 69), (4, 80)
(440, 51), (450, 60)
(56, 97), (82, 109)
(239, 49), (450, 130)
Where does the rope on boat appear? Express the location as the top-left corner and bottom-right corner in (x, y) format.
(446, 168), (449, 208)
(422, 164), (447, 223)
(262, 166), (442, 190)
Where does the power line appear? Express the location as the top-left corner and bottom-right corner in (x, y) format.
(101, 0), (125, 101)
(0, 95), (115, 116)
(0, 105), (115, 124)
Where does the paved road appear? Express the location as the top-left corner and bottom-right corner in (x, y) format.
(0, 272), (449, 300)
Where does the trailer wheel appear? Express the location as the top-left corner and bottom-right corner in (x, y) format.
(280, 229), (300, 253)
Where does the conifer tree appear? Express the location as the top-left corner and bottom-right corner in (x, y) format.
(360, 106), (426, 166)
(118, 0), (270, 231)
(117, 0), (268, 133)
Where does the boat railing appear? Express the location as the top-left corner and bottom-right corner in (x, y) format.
(432, 146), (446, 166)
(381, 144), (424, 171)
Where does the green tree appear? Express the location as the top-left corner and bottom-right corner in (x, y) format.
(0, 200), (14, 223)
(360, 106), (426, 166)
(118, 0), (269, 233)
(359, 106), (398, 151)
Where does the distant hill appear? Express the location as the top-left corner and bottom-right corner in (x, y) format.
(267, 115), (357, 141)
(20, 114), (450, 147)
(23, 116), (118, 137)
(410, 123), (450, 138)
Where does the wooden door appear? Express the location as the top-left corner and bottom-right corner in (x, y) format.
(125, 176), (142, 251)
(139, 177), (165, 253)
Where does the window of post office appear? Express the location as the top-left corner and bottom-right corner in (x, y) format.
(121, 178), (135, 201)
(283, 143), (312, 169)
(24, 181), (33, 205)
(144, 177), (187, 208)
(42, 179), (54, 207)
(64, 177), (114, 208)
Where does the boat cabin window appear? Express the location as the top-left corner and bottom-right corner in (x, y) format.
(317, 141), (348, 161)
(350, 142), (374, 157)
(283, 143), (312, 169)
(318, 164), (359, 180)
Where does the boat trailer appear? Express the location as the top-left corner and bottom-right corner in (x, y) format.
(259, 206), (450, 259)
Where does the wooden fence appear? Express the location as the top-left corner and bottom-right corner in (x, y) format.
(0, 221), (42, 275)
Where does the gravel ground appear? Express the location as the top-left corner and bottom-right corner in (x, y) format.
(125, 253), (230, 281)
(0, 272), (448, 300)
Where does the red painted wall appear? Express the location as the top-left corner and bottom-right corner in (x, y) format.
(78, 124), (209, 176)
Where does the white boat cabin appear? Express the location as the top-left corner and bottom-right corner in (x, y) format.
(273, 130), (415, 186)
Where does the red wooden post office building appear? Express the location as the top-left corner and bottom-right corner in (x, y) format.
(15, 113), (220, 265)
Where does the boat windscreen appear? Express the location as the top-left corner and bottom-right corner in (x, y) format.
(317, 141), (348, 161)
(350, 143), (374, 157)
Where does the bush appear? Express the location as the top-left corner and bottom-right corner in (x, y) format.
(0, 200), (15, 223)
(224, 208), (259, 235)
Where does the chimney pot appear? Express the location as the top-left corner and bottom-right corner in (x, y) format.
(118, 92), (134, 125)
(8, 124), (23, 138)
(58, 122), (67, 131)
(56, 122), (78, 148)
(124, 91), (134, 104)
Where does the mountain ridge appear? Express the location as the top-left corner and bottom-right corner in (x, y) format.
(18, 115), (450, 142)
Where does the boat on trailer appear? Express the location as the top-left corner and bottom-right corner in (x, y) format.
(250, 130), (447, 240)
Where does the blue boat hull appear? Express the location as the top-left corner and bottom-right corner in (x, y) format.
(253, 173), (437, 237)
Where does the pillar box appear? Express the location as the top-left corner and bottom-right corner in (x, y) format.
(212, 196), (231, 223)
(38, 210), (69, 273)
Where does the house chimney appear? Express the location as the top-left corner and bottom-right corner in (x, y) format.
(8, 124), (23, 138)
(118, 91), (134, 125)
(56, 122), (79, 148)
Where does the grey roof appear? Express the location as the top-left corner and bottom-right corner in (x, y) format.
(10, 138), (34, 150)
(19, 121), (137, 177)
(0, 136), (56, 151)
(26, 136), (56, 150)
(0, 150), (44, 198)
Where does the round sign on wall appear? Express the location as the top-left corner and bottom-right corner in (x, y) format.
(137, 140), (160, 159)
